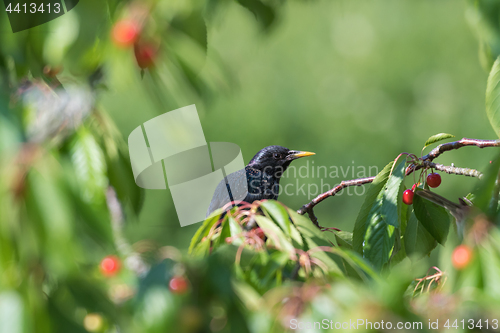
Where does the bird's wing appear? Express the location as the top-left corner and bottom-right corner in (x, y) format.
(206, 168), (248, 217)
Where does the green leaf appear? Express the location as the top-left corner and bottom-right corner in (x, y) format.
(106, 149), (145, 215)
(89, 111), (144, 215)
(260, 200), (291, 236)
(215, 217), (232, 249)
(472, 153), (500, 215)
(363, 192), (396, 271)
(47, 298), (87, 333)
(188, 212), (221, 254)
(413, 192), (450, 245)
(287, 210), (343, 276)
(67, 185), (114, 246)
(423, 133), (455, 148)
(26, 159), (77, 276)
(353, 162), (393, 254)
(404, 209), (437, 259)
(228, 216), (244, 241)
(486, 56), (500, 138)
(381, 160), (406, 227)
(256, 251), (290, 288)
(254, 215), (295, 257)
(330, 248), (380, 283)
(478, 241), (500, 298)
(333, 231), (366, 279)
(66, 278), (118, 320)
(390, 228), (406, 266)
(288, 209), (331, 250)
(235, 0), (276, 30)
(70, 127), (107, 203)
(170, 9), (207, 53)
(390, 204), (409, 266)
(333, 231), (353, 249)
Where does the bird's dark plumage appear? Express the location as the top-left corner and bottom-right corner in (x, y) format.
(206, 145), (314, 216)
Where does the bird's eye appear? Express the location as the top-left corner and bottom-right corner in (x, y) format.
(273, 153), (282, 160)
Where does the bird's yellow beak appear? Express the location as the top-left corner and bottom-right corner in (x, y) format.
(290, 151), (315, 159)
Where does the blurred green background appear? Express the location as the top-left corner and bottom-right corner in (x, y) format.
(100, 0), (494, 250)
(4, 0), (500, 331)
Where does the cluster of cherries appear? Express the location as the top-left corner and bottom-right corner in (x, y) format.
(402, 172), (442, 205)
(111, 19), (158, 69)
(399, 170), (475, 271)
(99, 255), (189, 294)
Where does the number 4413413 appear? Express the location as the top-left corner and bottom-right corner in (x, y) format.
(443, 319), (499, 330)
(5, 2), (61, 14)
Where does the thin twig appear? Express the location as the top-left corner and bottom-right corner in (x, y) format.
(297, 177), (375, 227)
(424, 161), (483, 179)
(412, 267), (446, 296)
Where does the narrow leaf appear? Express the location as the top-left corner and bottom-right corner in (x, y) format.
(363, 192), (396, 271)
(381, 160), (406, 227)
(254, 215), (295, 257)
(353, 162), (393, 254)
(260, 200), (291, 236)
(486, 56), (500, 138)
(188, 212), (221, 254)
(472, 154), (500, 214)
(330, 248), (380, 283)
(423, 133), (455, 148)
(70, 128), (107, 203)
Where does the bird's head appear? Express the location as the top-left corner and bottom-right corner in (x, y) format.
(248, 145), (315, 177)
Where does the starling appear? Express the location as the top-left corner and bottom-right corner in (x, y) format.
(206, 145), (315, 216)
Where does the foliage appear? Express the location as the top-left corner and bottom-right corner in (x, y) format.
(1, 0), (500, 332)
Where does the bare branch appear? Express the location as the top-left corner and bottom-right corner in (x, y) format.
(297, 177), (375, 227)
(424, 161), (483, 179)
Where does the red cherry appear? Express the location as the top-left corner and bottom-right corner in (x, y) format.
(427, 173), (441, 188)
(402, 189), (414, 205)
(254, 227), (265, 241)
(134, 42), (158, 69)
(169, 276), (189, 294)
(111, 20), (140, 47)
(452, 245), (473, 270)
(100, 255), (121, 276)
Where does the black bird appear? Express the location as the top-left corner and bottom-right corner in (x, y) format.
(206, 145), (315, 216)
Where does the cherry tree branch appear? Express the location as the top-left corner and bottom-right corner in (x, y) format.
(424, 161), (483, 179)
(406, 138), (500, 175)
(297, 137), (498, 228)
(297, 177), (375, 227)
